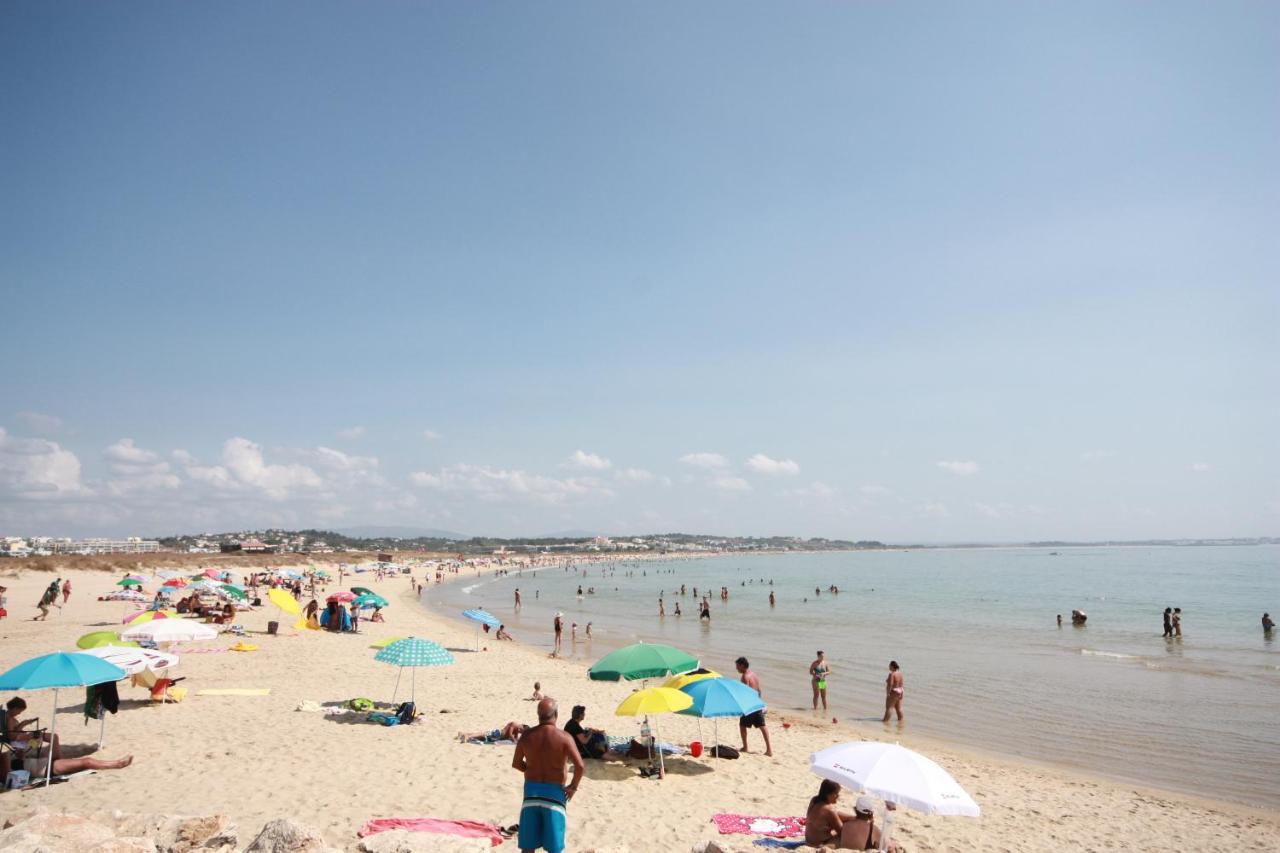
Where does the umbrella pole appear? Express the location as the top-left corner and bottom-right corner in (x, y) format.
(656, 720), (666, 779)
(98, 710), (106, 748)
(392, 666), (403, 704)
(411, 667), (417, 704)
(45, 688), (58, 786)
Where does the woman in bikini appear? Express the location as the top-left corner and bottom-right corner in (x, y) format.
(883, 660), (904, 722)
(809, 650), (830, 711)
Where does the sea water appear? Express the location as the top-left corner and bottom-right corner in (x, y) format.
(425, 545), (1280, 808)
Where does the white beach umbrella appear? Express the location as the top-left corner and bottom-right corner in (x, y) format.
(77, 646), (179, 746)
(810, 741), (981, 817)
(120, 619), (218, 644)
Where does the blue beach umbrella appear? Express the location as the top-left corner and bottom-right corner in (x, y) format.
(462, 609), (502, 650)
(374, 637), (454, 703)
(677, 677), (765, 760)
(0, 652), (128, 786)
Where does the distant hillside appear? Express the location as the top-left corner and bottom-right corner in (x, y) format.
(334, 525), (469, 540)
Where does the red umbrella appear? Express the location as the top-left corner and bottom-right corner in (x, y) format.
(162, 578), (187, 588)
(327, 591), (355, 603)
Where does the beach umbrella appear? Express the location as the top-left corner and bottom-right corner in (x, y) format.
(125, 573), (148, 582)
(267, 587), (301, 615)
(104, 590), (147, 603)
(662, 669), (721, 690)
(0, 652), (128, 786)
(123, 608), (177, 625)
(588, 643), (698, 682)
(327, 591), (355, 603)
(155, 571), (180, 580)
(354, 593), (389, 610)
(116, 578), (142, 588)
(615, 687), (693, 778)
(374, 637), (454, 703)
(351, 586), (375, 596)
(121, 619), (218, 644)
(810, 740), (980, 850)
(219, 584), (247, 601)
(461, 608), (501, 650)
(162, 578), (187, 588)
(77, 631), (137, 650)
(677, 676), (765, 760)
(369, 636), (405, 649)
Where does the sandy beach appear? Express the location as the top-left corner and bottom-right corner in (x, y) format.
(2, 563), (1277, 852)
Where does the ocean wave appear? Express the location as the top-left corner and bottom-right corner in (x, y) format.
(1079, 649), (1141, 660)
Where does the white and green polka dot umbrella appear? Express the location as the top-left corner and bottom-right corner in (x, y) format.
(374, 637), (454, 703)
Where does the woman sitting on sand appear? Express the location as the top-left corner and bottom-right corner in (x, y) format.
(805, 781), (895, 850)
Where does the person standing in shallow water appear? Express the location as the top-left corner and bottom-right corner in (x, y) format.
(1172, 608), (1183, 637)
(809, 650), (830, 711)
(1163, 607), (1173, 638)
(883, 661), (904, 723)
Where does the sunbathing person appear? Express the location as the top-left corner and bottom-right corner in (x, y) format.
(457, 721), (529, 743)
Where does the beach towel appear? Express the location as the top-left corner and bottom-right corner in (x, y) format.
(358, 818), (504, 847)
(753, 840), (805, 849)
(713, 815), (806, 838)
(195, 689), (271, 696)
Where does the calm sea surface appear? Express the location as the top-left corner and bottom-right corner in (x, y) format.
(424, 545), (1280, 808)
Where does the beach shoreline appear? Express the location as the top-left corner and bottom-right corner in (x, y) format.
(1, 562), (1277, 851)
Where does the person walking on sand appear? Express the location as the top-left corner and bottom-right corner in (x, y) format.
(61, 578), (71, 605)
(1162, 607), (1173, 638)
(883, 661), (904, 722)
(809, 650), (830, 711)
(512, 697), (584, 853)
(553, 612), (563, 655)
(735, 657), (773, 756)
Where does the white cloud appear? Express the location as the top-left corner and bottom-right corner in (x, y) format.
(784, 481), (836, 498)
(422, 429), (442, 441)
(615, 467), (655, 483)
(745, 453), (800, 476)
(15, 411), (64, 434)
(679, 452), (728, 470)
(199, 437), (324, 500)
(409, 464), (613, 505)
(566, 450), (612, 471)
(710, 475), (752, 493)
(337, 426), (366, 440)
(1191, 462), (1211, 472)
(103, 439), (180, 495)
(937, 460), (980, 476)
(0, 427), (86, 498)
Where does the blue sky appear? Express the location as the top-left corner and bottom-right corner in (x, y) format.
(2, 2), (1276, 540)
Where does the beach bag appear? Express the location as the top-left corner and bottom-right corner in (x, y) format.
(627, 739), (650, 759)
(395, 701), (417, 725)
(709, 745), (740, 759)
(349, 697), (374, 712)
(369, 712), (399, 726)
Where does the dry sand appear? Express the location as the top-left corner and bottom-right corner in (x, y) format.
(1, 565), (1277, 851)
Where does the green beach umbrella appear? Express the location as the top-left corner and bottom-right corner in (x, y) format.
(374, 637), (454, 703)
(351, 587), (375, 596)
(116, 578), (141, 588)
(588, 642), (699, 682)
(77, 631), (139, 650)
(219, 584), (248, 601)
(354, 593), (388, 610)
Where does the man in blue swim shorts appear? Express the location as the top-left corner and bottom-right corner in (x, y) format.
(513, 697), (584, 853)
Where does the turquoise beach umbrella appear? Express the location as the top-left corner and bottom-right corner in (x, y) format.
(354, 593), (389, 610)
(374, 637), (454, 703)
(0, 652), (128, 787)
(461, 608), (502, 650)
(678, 677), (765, 718)
(588, 642), (698, 682)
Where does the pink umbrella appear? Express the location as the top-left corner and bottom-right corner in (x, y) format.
(123, 609), (174, 625)
(327, 591), (355, 603)
(202, 569), (222, 580)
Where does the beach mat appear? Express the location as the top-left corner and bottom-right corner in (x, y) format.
(358, 818), (505, 847)
(713, 814), (806, 838)
(195, 688), (271, 696)
(754, 840), (805, 849)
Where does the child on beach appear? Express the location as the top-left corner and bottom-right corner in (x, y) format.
(531, 682), (543, 700)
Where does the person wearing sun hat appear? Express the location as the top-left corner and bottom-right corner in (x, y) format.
(840, 795), (895, 851)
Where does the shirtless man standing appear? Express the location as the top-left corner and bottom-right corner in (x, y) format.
(883, 660), (904, 722)
(735, 657), (773, 756)
(512, 698), (584, 853)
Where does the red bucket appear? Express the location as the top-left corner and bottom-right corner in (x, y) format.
(690, 741), (703, 758)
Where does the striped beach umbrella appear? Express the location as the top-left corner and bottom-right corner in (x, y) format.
(461, 608), (501, 650)
(374, 637), (454, 703)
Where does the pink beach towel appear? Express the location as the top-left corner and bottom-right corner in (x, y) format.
(712, 814), (806, 838)
(358, 818), (505, 847)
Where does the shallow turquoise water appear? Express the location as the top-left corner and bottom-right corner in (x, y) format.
(427, 544), (1280, 807)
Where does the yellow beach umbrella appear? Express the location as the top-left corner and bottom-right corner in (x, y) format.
(662, 669), (720, 690)
(615, 687), (693, 779)
(615, 687), (693, 717)
(370, 636), (406, 649)
(123, 609), (178, 626)
(268, 587), (301, 615)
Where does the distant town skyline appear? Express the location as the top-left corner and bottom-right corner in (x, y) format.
(3, 3), (1276, 540)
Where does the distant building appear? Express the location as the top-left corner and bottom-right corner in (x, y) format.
(44, 537), (162, 555)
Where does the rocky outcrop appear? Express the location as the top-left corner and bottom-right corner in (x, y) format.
(242, 819), (336, 853)
(0, 811), (329, 853)
(356, 830), (490, 852)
